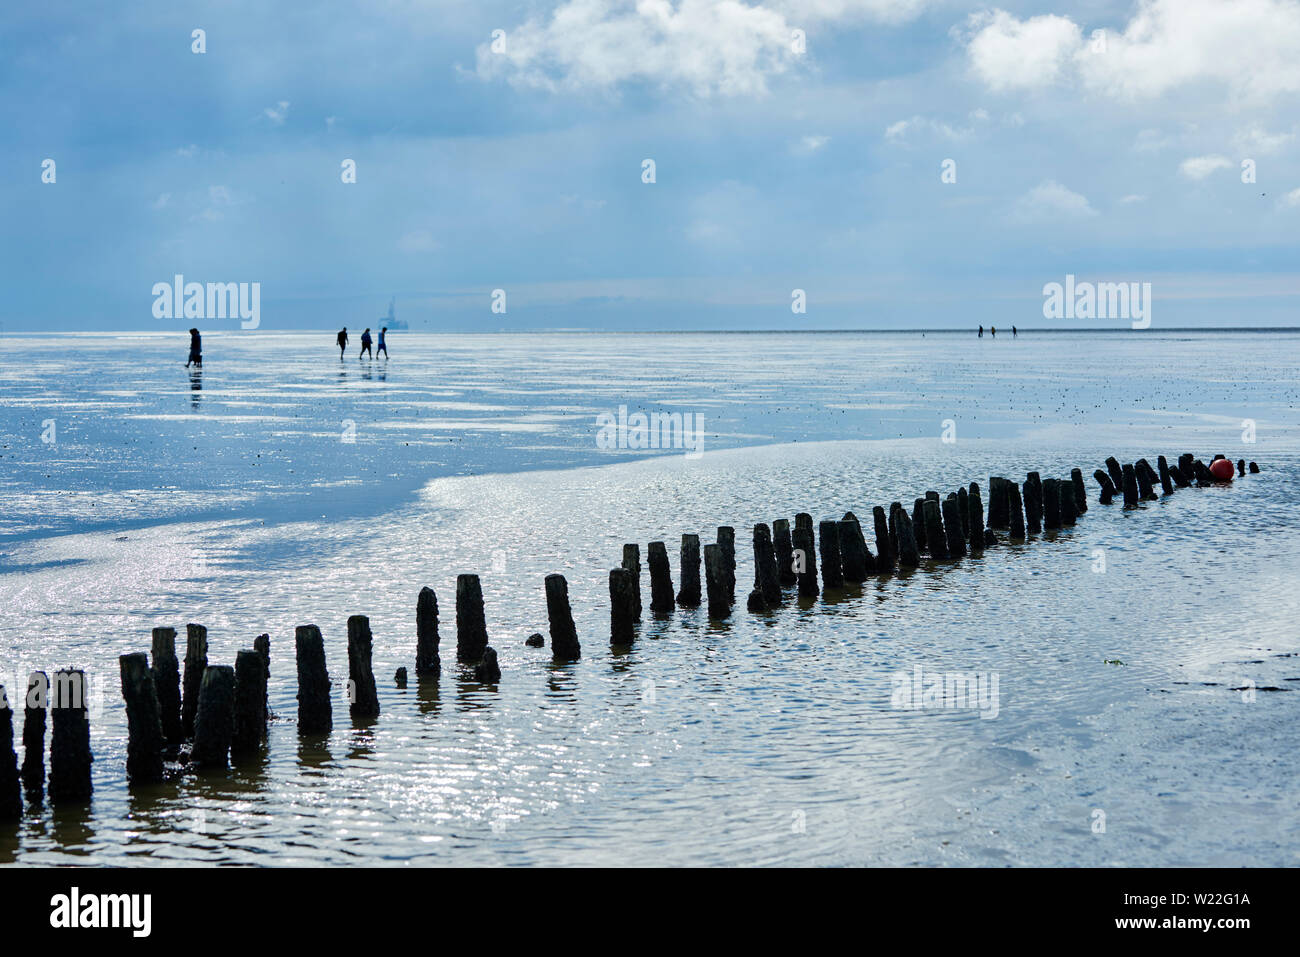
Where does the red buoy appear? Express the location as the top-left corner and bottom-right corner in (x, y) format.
(1209, 458), (1234, 481)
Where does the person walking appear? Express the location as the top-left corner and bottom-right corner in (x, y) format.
(377, 326), (388, 359)
(185, 328), (202, 368)
(337, 327), (349, 358)
(991, 326), (997, 338)
(978, 325), (984, 338)
(359, 327), (373, 359)
(1012, 325), (1018, 337)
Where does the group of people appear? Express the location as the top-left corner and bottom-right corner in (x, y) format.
(978, 325), (1017, 338)
(337, 326), (388, 359)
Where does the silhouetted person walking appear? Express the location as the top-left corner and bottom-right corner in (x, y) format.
(1012, 325), (1017, 337)
(978, 325), (984, 338)
(337, 327), (349, 358)
(185, 328), (202, 368)
(377, 326), (388, 359)
(360, 327), (372, 359)
(991, 326), (996, 338)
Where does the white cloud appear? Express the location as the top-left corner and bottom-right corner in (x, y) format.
(1281, 188), (1300, 208)
(176, 144), (199, 158)
(1011, 180), (1097, 222)
(1120, 194), (1147, 204)
(477, 0), (929, 97)
(884, 115), (971, 144)
(966, 0), (1300, 103)
(1233, 125), (1295, 155)
(1179, 155), (1233, 180)
(792, 134), (830, 154)
(263, 100), (290, 125)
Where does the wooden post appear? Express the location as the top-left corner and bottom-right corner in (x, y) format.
(48, 669), (92, 805)
(1043, 478), (1061, 528)
(845, 511), (877, 575)
(546, 574), (581, 661)
(1024, 472), (1043, 532)
(254, 634), (270, 721)
(791, 526), (819, 598)
(474, 647), (501, 683)
(648, 541), (676, 613)
(1093, 469), (1116, 504)
(347, 615), (380, 720)
(923, 499), (948, 559)
(1070, 468), (1088, 513)
(941, 497), (966, 557)
(1059, 480), (1077, 526)
(772, 521), (795, 587)
(752, 525), (783, 604)
(150, 627), (182, 746)
(1249, 461), (1260, 473)
(232, 648), (268, 758)
(621, 544), (643, 619)
(456, 574), (489, 663)
(838, 517), (867, 583)
(818, 520), (844, 588)
(192, 665), (236, 769)
(912, 498), (927, 550)
(677, 534), (703, 606)
(1136, 459), (1159, 499)
(0, 684), (22, 821)
(1236, 458), (1246, 477)
(1157, 456), (1175, 495)
(610, 567), (638, 640)
(716, 528), (736, 605)
(703, 544), (731, 615)
(872, 506), (894, 573)
(986, 478), (1009, 528)
(22, 672), (46, 802)
(967, 484), (985, 554)
(294, 624), (333, 735)
(181, 623), (208, 739)
(893, 504), (922, 567)
(1008, 481), (1026, 539)
(119, 652), (165, 785)
(416, 586), (440, 677)
(1121, 464), (1139, 507)
(1105, 457), (1126, 495)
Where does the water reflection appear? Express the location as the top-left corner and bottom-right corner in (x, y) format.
(188, 367), (202, 410)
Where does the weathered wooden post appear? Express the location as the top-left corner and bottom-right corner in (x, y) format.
(610, 567), (638, 640)
(192, 665), (236, 769)
(716, 528), (736, 604)
(22, 672), (46, 801)
(474, 647), (501, 682)
(1157, 456), (1175, 495)
(1136, 460), (1158, 500)
(818, 520), (844, 589)
(912, 499), (927, 550)
(254, 634), (270, 720)
(545, 574), (581, 661)
(1093, 469), (1116, 504)
(1023, 472), (1043, 532)
(1043, 477), (1061, 528)
(838, 516), (868, 583)
(872, 506), (894, 573)
(1194, 459), (1214, 486)
(1070, 468), (1088, 513)
(648, 541), (676, 613)
(953, 487), (969, 539)
(1008, 481), (1026, 539)
(772, 521), (795, 587)
(1236, 458), (1246, 477)
(0, 685), (21, 821)
(1249, 461), (1259, 473)
(49, 669), (92, 805)
(968, 484), (985, 554)
(987, 478), (1010, 529)
(791, 526), (819, 598)
(677, 534), (702, 606)
(456, 574), (489, 663)
(703, 544), (731, 615)
(923, 499), (948, 559)
(1121, 464), (1139, 507)
(847, 511), (877, 574)
(1059, 480), (1077, 526)
(181, 623), (208, 739)
(752, 525), (782, 604)
(621, 544), (643, 619)
(232, 649), (268, 757)
(119, 652), (165, 785)
(893, 504), (922, 568)
(1178, 453), (1195, 477)
(416, 586), (441, 677)
(941, 497), (966, 557)
(295, 624), (333, 735)
(347, 615), (380, 720)
(150, 626), (182, 746)
(1105, 457), (1126, 496)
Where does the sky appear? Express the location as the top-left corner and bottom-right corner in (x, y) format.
(2, 0), (1299, 331)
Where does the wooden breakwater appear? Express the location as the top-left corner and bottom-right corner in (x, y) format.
(0, 450), (1262, 811)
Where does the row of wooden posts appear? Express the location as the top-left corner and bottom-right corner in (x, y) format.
(0, 450), (1259, 813)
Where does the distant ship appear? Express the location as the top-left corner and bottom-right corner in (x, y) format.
(380, 297), (408, 330)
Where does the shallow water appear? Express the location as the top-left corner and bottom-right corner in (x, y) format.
(0, 331), (1297, 865)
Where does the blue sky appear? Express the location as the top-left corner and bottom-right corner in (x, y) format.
(3, 0), (1299, 331)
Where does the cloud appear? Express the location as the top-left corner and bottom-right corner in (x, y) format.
(792, 134), (830, 154)
(397, 229), (441, 253)
(1011, 180), (1097, 222)
(884, 114), (972, 144)
(1281, 188), (1300, 208)
(1179, 155), (1233, 180)
(263, 100), (290, 125)
(965, 0), (1300, 103)
(476, 0), (929, 97)
(1233, 125), (1295, 155)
